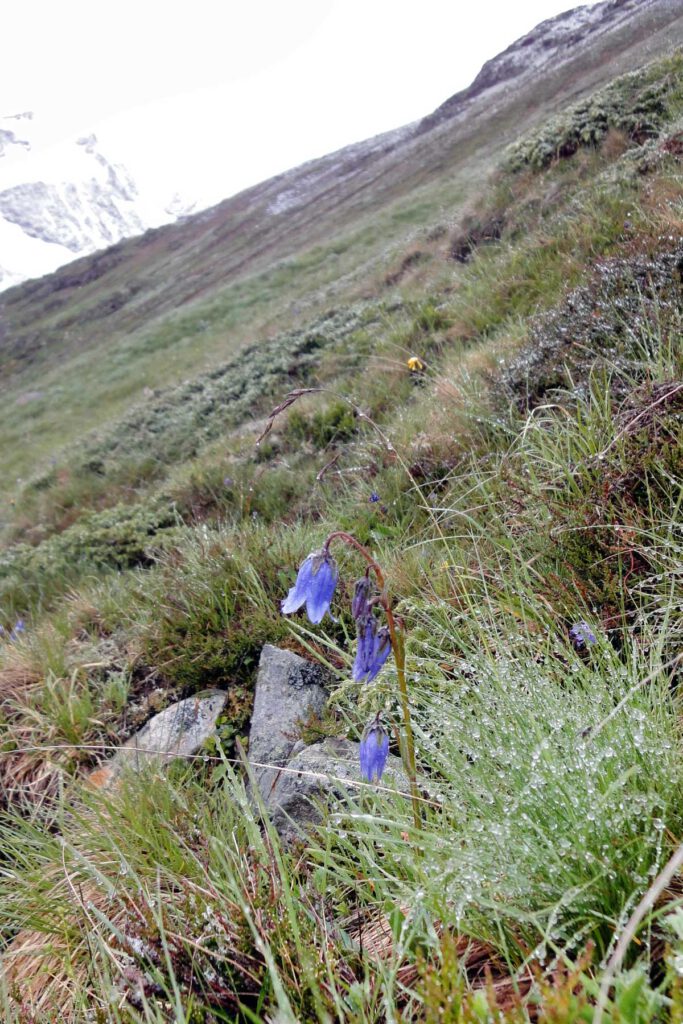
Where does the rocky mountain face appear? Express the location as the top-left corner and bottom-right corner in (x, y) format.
(417, 0), (682, 132)
(2, 0), (681, 378)
(180, 0), (683, 273)
(2, 0), (682, 303)
(0, 113), (194, 291)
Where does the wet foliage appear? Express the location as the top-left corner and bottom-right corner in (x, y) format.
(501, 243), (683, 409)
(506, 52), (683, 171)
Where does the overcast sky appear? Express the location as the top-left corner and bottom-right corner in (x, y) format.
(3, 0), (601, 207)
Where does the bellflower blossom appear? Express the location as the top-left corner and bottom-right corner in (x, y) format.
(359, 718), (390, 782)
(353, 615), (391, 683)
(278, 533), (419, 823)
(281, 550), (338, 624)
(1, 620), (26, 643)
(351, 575), (391, 684)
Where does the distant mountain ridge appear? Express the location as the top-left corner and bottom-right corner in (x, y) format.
(418, 0), (670, 132)
(0, 112), (194, 291)
(2, 0), (683, 310)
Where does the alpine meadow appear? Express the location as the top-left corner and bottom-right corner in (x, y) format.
(2, 1), (683, 1021)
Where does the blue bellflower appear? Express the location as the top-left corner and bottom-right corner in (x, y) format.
(353, 617), (376, 681)
(352, 616), (391, 684)
(281, 549), (338, 624)
(360, 719), (390, 782)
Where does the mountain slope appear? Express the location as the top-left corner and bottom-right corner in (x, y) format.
(2, 0), (682, 504)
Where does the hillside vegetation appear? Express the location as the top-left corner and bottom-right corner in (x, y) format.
(1, 39), (683, 1024)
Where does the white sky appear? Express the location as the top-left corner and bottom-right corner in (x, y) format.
(3, 0), (602, 208)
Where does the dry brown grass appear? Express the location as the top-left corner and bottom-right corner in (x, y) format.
(0, 667), (60, 812)
(0, 715), (70, 815)
(0, 667), (40, 708)
(2, 877), (125, 1021)
(347, 909), (533, 1012)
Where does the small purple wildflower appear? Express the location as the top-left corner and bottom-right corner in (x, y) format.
(360, 718), (390, 782)
(353, 616), (391, 683)
(281, 549), (338, 624)
(569, 621), (597, 650)
(370, 626), (391, 680)
(369, 492), (380, 503)
(7, 619), (26, 643)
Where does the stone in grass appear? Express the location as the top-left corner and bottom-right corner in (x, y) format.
(89, 690), (228, 790)
(248, 644), (330, 796)
(262, 737), (407, 845)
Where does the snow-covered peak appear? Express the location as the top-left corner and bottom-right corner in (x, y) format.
(0, 112), (196, 292)
(0, 113), (33, 160)
(418, 0), (654, 132)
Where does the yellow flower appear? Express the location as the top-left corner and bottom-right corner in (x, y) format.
(407, 355), (425, 372)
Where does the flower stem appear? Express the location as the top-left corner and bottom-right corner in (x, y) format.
(325, 531), (422, 830)
(384, 607), (422, 831)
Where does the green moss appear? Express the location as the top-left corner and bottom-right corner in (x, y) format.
(285, 401), (357, 449)
(0, 499), (181, 619)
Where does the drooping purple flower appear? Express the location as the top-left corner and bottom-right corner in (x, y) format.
(370, 626), (392, 679)
(353, 617), (376, 681)
(369, 492), (380, 503)
(281, 549), (338, 624)
(351, 576), (371, 621)
(569, 621), (597, 650)
(360, 719), (390, 782)
(353, 616), (391, 684)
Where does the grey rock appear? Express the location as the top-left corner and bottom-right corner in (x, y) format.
(89, 690), (227, 790)
(248, 644), (329, 795)
(263, 737), (407, 844)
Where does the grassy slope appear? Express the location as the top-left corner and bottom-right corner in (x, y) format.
(2, 0), (682, 504)
(1, 36), (683, 1024)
